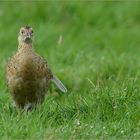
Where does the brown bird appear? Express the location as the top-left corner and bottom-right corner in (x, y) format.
(6, 26), (67, 111)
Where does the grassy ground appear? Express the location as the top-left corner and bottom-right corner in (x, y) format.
(0, 1), (140, 139)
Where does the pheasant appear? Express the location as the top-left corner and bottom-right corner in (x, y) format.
(6, 26), (67, 111)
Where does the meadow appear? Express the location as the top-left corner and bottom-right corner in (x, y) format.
(0, 1), (140, 139)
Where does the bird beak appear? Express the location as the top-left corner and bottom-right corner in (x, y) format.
(24, 34), (32, 43)
(26, 32), (32, 39)
(26, 35), (31, 39)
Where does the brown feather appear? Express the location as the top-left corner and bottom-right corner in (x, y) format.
(7, 43), (53, 109)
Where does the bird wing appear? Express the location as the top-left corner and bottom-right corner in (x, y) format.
(34, 53), (53, 81)
(6, 55), (17, 87)
(34, 53), (67, 93)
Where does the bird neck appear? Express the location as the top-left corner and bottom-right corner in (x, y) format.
(18, 42), (34, 52)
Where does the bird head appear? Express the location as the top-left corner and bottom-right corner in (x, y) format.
(18, 26), (34, 44)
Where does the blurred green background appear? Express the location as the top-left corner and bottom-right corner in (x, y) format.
(1, 1), (140, 139)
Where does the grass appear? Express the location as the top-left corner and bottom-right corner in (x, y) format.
(0, 1), (140, 139)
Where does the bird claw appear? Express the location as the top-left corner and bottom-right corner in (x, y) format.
(24, 103), (32, 112)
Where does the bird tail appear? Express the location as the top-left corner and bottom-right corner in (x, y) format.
(51, 76), (67, 93)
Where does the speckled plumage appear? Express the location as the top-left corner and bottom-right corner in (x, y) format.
(6, 26), (67, 110)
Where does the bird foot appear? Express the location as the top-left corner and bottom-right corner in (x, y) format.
(24, 103), (33, 112)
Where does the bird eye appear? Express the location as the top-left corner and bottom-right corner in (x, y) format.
(21, 30), (25, 34)
(30, 30), (34, 36)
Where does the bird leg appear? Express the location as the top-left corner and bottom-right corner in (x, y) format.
(24, 103), (33, 112)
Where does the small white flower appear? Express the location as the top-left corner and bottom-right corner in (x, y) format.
(113, 105), (117, 109)
(76, 120), (80, 126)
(90, 126), (93, 129)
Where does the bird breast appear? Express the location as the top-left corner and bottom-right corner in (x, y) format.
(17, 53), (37, 81)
